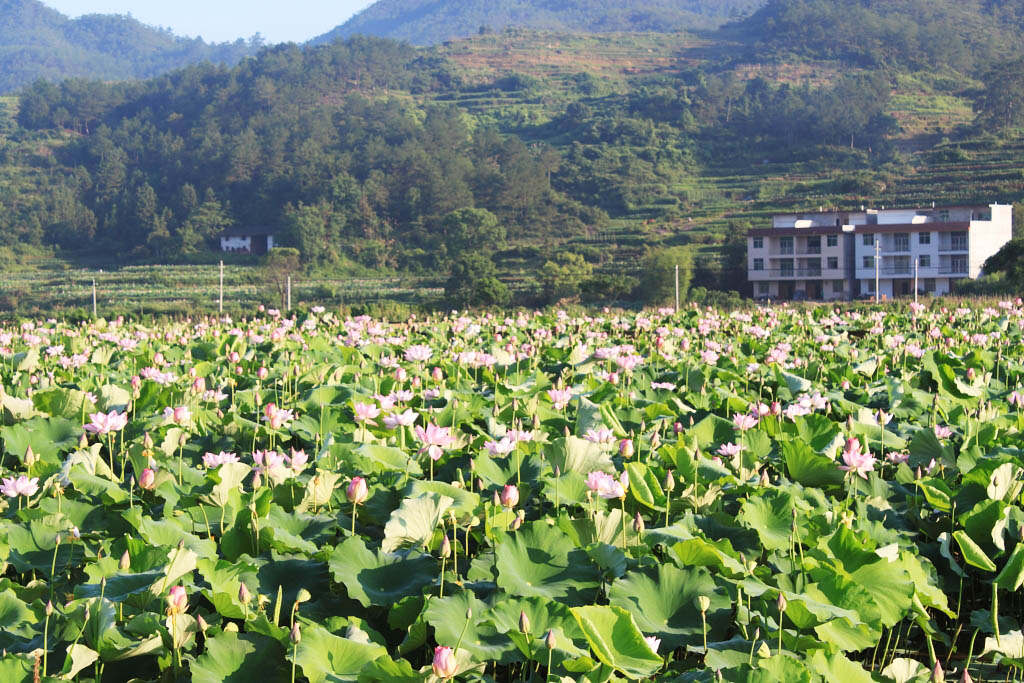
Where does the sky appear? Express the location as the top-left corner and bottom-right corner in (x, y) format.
(40, 0), (378, 44)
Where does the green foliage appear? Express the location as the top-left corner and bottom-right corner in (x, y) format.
(975, 58), (1024, 129)
(538, 252), (594, 303)
(445, 252), (511, 308)
(638, 246), (692, 306)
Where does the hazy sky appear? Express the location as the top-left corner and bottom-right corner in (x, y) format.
(41, 1), (378, 44)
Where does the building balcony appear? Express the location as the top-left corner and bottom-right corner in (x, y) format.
(750, 268), (827, 279)
(938, 243), (969, 253)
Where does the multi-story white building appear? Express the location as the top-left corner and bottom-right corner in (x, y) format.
(747, 204), (1012, 300)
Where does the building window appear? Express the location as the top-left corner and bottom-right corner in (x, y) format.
(951, 255), (968, 273)
(919, 254), (930, 268)
(924, 278), (936, 292)
(951, 231), (968, 251)
(863, 233), (874, 246)
(827, 257), (839, 269)
(780, 260), (794, 277)
(758, 282), (769, 295)
(826, 234), (838, 247)
(807, 236), (821, 254)
(863, 256), (874, 268)
(779, 237), (794, 255)
(753, 258), (764, 271)
(938, 209), (950, 222)
(894, 255), (910, 274)
(833, 280), (845, 291)
(752, 237), (763, 249)
(865, 280), (875, 294)
(894, 233), (909, 252)
(918, 231), (931, 245)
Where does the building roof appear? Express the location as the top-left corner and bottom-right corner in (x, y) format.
(748, 222), (971, 238)
(769, 204), (995, 218)
(219, 226), (277, 237)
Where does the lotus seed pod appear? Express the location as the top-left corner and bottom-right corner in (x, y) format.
(697, 596), (711, 612)
(296, 589), (312, 604)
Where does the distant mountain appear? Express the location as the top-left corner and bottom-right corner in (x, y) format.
(0, 0), (259, 93)
(312, 0), (766, 46)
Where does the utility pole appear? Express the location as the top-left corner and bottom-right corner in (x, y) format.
(674, 264), (679, 314)
(914, 258), (919, 304)
(874, 239), (881, 304)
(92, 279), (97, 317)
(286, 275), (292, 311)
(219, 260), (224, 315)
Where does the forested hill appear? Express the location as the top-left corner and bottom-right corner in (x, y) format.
(0, 0), (259, 93)
(313, 0), (766, 46)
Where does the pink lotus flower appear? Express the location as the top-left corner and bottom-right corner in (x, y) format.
(1, 475), (39, 498)
(886, 451), (909, 464)
(644, 636), (661, 654)
(166, 585), (188, 615)
(717, 442), (742, 457)
(584, 427), (615, 444)
(261, 403), (295, 430)
(286, 449), (308, 473)
(586, 470), (628, 499)
(163, 406), (191, 425)
(353, 402), (380, 426)
(1009, 391), (1023, 408)
(257, 366), (269, 380)
(934, 425), (953, 439)
(547, 387), (573, 410)
(484, 437), (515, 455)
(347, 476), (368, 505)
(383, 409), (417, 430)
(138, 468), (156, 490)
(84, 410), (129, 435)
(732, 413), (759, 431)
(203, 451), (239, 468)
(415, 422), (455, 460)
(432, 645), (458, 679)
(498, 484), (520, 508)
(838, 437), (876, 479)
(405, 344), (433, 363)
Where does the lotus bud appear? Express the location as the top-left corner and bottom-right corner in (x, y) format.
(238, 582), (251, 605)
(252, 470), (262, 489)
(432, 645), (458, 680)
(960, 670), (973, 683)
(674, 421), (683, 434)
(753, 627), (760, 640)
(257, 366), (268, 380)
(510, 514), (523, 530)
(760, 471), (770, 487)
(777, 593), (787, 612)
(519, 610), (531, 635)
(664, 470), (675, 492)
(144, 432), (153, 449)
(346, 476), (368, 505)
(967, 367), (976, 381)
(138, 468), (156, 490)
(296, 589), (312, 604)
(166, 585), (188, 615)
(431, 367), (443, 382)
(192, 376), (206, 394)
(228, 351), (240, 363)
(500, 484), (519, 508)
(697, 595), (711, 613)
(545, 629), (556, 649)
(476, 478), (485, 492)
(197, 614), (209, 632)
(78, 432), (89, 449)
(440, 535), (451, 559)
(564, 425), (570, 437)
(619, 438), (635, 459)
(395, 367), (407, 383)
(554, 465), (561, 477)
(932, 661), (944, 683)
(493, 490), (501, 507)
(532, 414), (540, 430)
(130, 375), (141, 393)
(290, 622), (301, 644)
(46, 600), (54, 616)
(633, 511), (645, 534)
(119, 550), (131, 571)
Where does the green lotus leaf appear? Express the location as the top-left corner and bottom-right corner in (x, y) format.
(570, 604), (662, 680)
(328, 536), (436, 608)
(292, 621), (387, 683)
(495, 521), (600, 605)
(381, 492), (453, 554)
(192, 631), (289, 683)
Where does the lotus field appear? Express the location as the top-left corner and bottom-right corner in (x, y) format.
(4, 301), (1024, 682)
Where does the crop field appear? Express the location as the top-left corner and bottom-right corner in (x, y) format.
(1, 301), (1024, 681)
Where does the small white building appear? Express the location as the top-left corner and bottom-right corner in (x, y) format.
(748, 204), (1012, 300)
(219, 227), (277, 254)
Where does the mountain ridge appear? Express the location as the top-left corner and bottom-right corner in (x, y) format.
(0, 0), (259, 93)
(313, 0), (766, 46)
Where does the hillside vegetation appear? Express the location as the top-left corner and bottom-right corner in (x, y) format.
(0, 0), (258, 93)
(2, 0), (1024, 311)
(314, 0), (765, 46)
